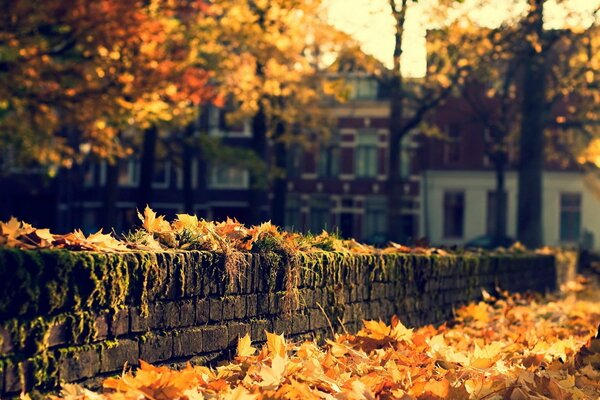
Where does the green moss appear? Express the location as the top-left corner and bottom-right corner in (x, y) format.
(27, 350), (58, 388)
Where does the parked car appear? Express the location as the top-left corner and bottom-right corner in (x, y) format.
(464, 234), (517, 250)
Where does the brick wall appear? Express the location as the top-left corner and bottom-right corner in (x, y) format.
(0, 249), (556, 397)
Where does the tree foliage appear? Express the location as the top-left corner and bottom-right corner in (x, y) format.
(0, 0), (215, 168)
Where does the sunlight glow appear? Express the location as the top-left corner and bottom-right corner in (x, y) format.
(325, 0), (599, 78)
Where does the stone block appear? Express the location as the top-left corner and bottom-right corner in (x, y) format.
(59, 346), (101, 382)
(209, 298), (223, 321)
(227, 322), (250, 348)
(246, 295), (258, 318)
(93, 311), (110, 341)
(4, 361), (20, 394)
(173, 329), (203, 358)
(309, 309), (327, 330)
(150, 302), (166, 329)
(292, 314), (309, 334)
(110, 308), (130, 337)
(101, 339), (139, 373)
(233, 296), (246, 320)
(202, 326), (228, 352)
(180, 300), (195, 327)
(140, 333), (173, 364)
(272, 318), (290, 334)
(222, 297), (236, 320)
(0, 326), (14, 355)
(195, 299), (209, 325)
(250, 319), (272, 341)
(164, 301), (181, 328)
(130, 306), (150, 332)
(257, 293), (270, 315)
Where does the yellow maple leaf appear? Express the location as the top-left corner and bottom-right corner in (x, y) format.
(237, 333), (256, 357)
(456, 302), (490, 323)
(360, 320), (391, 340)
(172, 213), (199, 232)
(138, 205), (171, 234)
(266, 331), (287, 358)
(256, 355), (287, 388)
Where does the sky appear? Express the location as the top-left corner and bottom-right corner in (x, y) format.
(324, 0), (599, 77)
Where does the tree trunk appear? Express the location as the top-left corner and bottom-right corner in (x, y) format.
(248, 100), (268, 225)
(388, 77), (405, 243)
(271, 124), (287, 227)
(493, 154), (507, 244)
(517, 0), (545, 248)
(137, 126), (158, 211)
(387, 0), (408, 243)
(182, 124), (195, 214)
(102, 161), (119, 231)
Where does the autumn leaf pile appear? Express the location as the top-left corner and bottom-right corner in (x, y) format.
(45, 286), (600, 400)
(0, 206), (449, 255)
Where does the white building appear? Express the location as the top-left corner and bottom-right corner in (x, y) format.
(420, 170), (599, 249)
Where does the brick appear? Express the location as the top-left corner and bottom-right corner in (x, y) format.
(209, 299), (223, 321)
(251, 319), (272, 341)
(309, 309), (327, 330)
(59, 347), (101, 382)
(257, 293), (270, 315)
(272, 318), (290, 334)
(45, 319), (70, 349)
(150, 302), (166, 329)
(222, 297), (236, 320)
(173, 329), (203, 358)
(292, 314), (309, 334)
(0, 326), (14, 354)
(246, 295), (258, 318)
(299, 289), (314, 308)
(19, 359), (37, 393)
(110, 308), (130, 337)
(101, 339), (139, 373)
(202, 326), (228, 352)
(130, 306), (150, 333)
(269, 293), (282, 314)
(164, 301), (181, 328)
(93, 311), (110, 341)
(233, 296), (246, 320)
(195, 299), (209, 325)
(180, 300), (195, 327)
(140, 333), (173, 363)
(4, 361), (20, 393)
(227, 322), (250, 348)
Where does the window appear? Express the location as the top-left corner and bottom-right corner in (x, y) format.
(82, 163), (95, 187)
(285, 195), (301, 231)
(309, 196), (330, 233)
(118, 159), (139, 187)
(364, 197), (387, 239)
(443, 191), (464, 238)
(560, 193), (581, 242)
(317, 135), (340, 178)
(287, 145), (303, 178)
(350, 78), (378, 100)
(355, 130), (378, 178)
(208, 165), (249, 189)
(486, 191), (507, 235)
(207, 106), (251, 138)
(152, 160), (170, 189)
(444, 124), (461, 165)
(82, 208), (99, 234)
(207, 106), (222, 137)
(400, 134), (417, 179)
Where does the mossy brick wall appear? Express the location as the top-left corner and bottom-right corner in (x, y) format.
(0, 249), (556, 397)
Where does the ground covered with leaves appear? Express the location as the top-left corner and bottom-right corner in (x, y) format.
(45, 282), (600, 400)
